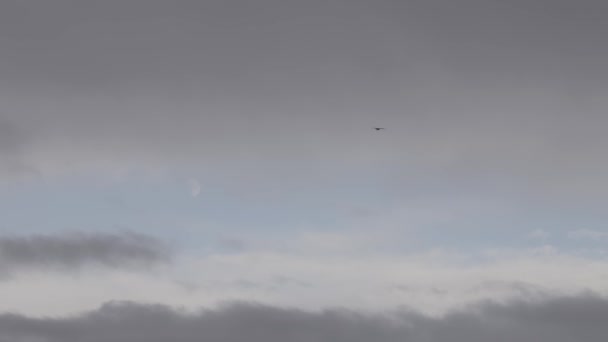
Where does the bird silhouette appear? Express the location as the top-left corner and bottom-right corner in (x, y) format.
(374, 127), (385, 131)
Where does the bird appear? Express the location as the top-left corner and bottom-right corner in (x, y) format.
(374, 127), (385, 131)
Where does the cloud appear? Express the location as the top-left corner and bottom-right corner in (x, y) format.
(0, 0), (607, 201)
(527, 229), (551, 241)
(568, 229), (608, 241)
(0, 295), (606, 342)
(187, 178), (201, 197)
(0, 245), (607, 317)
(0, 232), (171, 277)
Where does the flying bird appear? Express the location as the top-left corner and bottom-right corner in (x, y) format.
(374, 127), (385, 131)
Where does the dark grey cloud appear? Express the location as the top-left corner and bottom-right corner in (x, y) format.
(0, 232), (171, 277)
(1, 0), (608, 198)
(0, 295), (607, 342)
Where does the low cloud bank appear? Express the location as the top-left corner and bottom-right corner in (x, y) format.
(0, 295), (606, 342)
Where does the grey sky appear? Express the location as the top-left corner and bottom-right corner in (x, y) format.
(1, 0), (608, 333)
(1, 0), (607, 198)
(0, 232), (171, 276)
(0, 295), (607, 342)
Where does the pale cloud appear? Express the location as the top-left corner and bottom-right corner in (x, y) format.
(527, 229), (551, 241)
(568, 229), (608, 241)
(0, 247), (607, 317)
(187, 178), (201, 197)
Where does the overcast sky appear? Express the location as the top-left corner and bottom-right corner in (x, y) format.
(1, 0), (608, 340)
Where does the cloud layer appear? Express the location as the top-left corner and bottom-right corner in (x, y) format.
(0, 295), (607, 342)
(0, 0), (607, 200)
(0, 240), (606, 317)
(0, 232), (171, 277)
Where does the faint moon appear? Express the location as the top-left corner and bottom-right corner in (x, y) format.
(188, 179), (201, 197)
